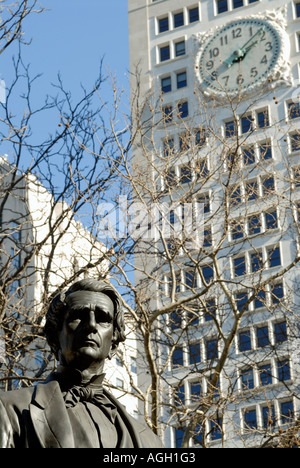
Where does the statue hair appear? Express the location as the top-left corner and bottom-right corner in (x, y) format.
(44, 278), (126, 360)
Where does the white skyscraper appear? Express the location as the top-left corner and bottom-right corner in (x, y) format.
(129, 0), (300, 447)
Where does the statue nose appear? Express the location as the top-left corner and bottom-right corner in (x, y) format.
(85, 310), (97, 331)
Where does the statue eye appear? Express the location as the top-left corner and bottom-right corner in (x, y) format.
(95, 309), (113, 324)
(67, 309), (82, 322)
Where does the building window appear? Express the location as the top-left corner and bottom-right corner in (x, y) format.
(169, 310), (182, 330)
(231, 221), (245, 241)
(217, 0), (258, 14)
(297, 201), (300, 221)
(240, 114), (253, 134)
(163, 138), (174, 157)
(262, 176), (275, 196)
(162, 105), (173, 123)
(180, 164), (192, 183)
(210, 418), (222, 441)
(193, 425), (204, 446)
(259, 141), (273, 160)
(280, 400), (294, 424)
(189, 7), (199, 23)
(203, 227), (212, 248)
(185, 269), (197, 288)
(189, 342), (201, 365)
(130, 357), (137, 373)
(201, 264), (214, 284)
(187, 306), (200, 326)
(297, 32), (300, 52)
(175, 40), (186, 57)
(245, 180), (258, 201)
(217, 0), (229, 14)
(235, 292), (248, 313)
(174, 385), (185, 406)
(238, 330), (252, 352)
(265, 210), (278, 230)
(240, 367), (254, 390)
(255, 290), (266, 309)
(274, 321), (288, 344)
(11, 221), (21, 243)
(175, 428), (184, 448)
(244, 408), (257, 430)
(295, 1), (300, 18)
(177, 100), (189, 119)
(179, 132), (190, 152)
(267, 246), (281, 268)
(229, 185), (241, 206)
(206, 338), (218, 361)
(116, 378), (124, 389)
(290, 132), (300, 152)
(262, 406), (275, 429)
(225, 120), (237, 138)
(288, 101), (300, 119)
(190, 381), (202, 403)
(172, 347), (184, 368)
(256, 108), (270, 128)
(198, 193), (210, 214)
(160, 44), (170, 62)
(158, 16), (169, 33)
(11, 248), (21, 270)
(10, 279), (21, 296)
(204, 299), (217, 322)
(277, 359), (291, 382)
(293, 166), (300, 187)
(116, 351), (123, 367)
(195, 128), (206, 147)
(248, 214), (261, 235)
(161, 76), (171, 93)
(256, 325), (270, 348)
(173, 11), (184, 28)
(271, 282), (284, 304)
(165, 168), (177, 187)
(243, 147), (255, 165)
(258, 363), (272, 386)
(176, 71), (187, 89)
(250, 251), (263, 273)
(233, 0), (244, 8)
(233, 255), (246, 277)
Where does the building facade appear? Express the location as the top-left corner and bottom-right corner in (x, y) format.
(129, 0), (300, 447)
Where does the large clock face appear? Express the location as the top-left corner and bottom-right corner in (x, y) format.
(196, 18), (283, 99)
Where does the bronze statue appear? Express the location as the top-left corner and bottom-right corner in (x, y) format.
(0, 279), (164, 448)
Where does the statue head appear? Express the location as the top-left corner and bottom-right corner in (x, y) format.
(44, 279), (126, 370)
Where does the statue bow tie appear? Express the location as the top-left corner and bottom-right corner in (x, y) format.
(64, 385), (118, 423)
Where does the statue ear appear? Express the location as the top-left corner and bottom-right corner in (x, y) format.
(108, 332), (119, 360)
(108, 343), (118, 360)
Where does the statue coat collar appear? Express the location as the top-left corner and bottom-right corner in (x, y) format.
(30, 379), (75, 448)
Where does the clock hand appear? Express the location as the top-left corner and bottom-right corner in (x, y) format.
(223, 49), (244, 68)
(240, 27), (265, 55)
(224, 27), (265, 69)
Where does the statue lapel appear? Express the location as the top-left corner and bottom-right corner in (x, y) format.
(29, 380), (75, 448)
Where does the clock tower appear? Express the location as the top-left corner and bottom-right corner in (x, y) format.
(129, 0), (300, 448)
(195, 8), (291, 100)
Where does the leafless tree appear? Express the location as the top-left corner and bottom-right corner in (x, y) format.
(1, 4), (300, 448)
(91, 71), (300, 448)
(0, 5), (130, 389)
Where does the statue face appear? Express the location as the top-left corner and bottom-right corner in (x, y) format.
(57, 291), (115, 371)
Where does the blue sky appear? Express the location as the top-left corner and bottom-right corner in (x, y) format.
(2, 1), (129, 116)
(0, 0), (130, 163)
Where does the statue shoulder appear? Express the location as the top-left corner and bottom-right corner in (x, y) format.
(0, 385), (35, 408)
